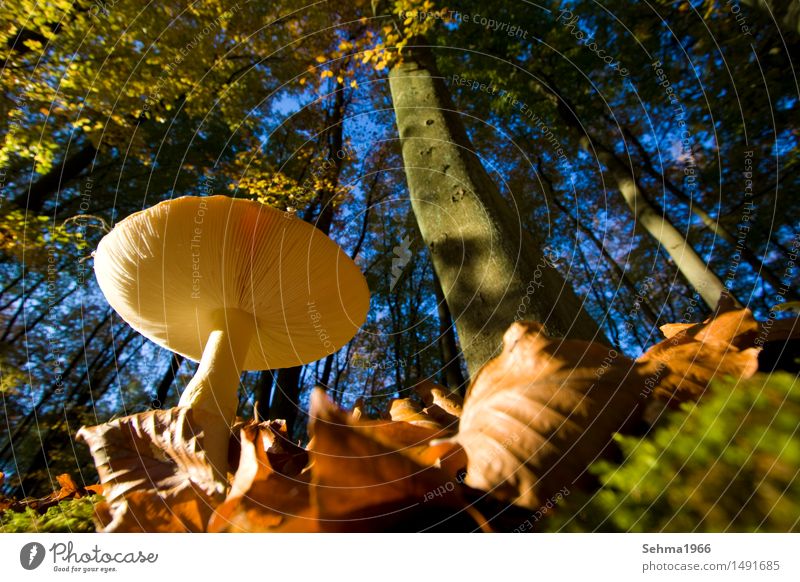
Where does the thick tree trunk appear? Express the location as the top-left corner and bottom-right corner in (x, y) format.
(388, 41), (604, 375)
(432, 271), (466, 393)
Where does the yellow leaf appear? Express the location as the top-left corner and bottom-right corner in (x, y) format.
(315, 55), (326, 63)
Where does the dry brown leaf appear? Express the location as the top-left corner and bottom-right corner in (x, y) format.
(343, 416), (459, 470)
(388, 398), (443, 430)
(309, 390), (483, 531)
(84, 483), (104, 496)
(77, 407), (225, 532)
(1, 473), (104, 515)
(637, 295), (760, 403)
(415, 380), (463, 426)
(209, 394), (480, 532)
(208, 422), (314, 533)
(52, 474), (79, 502)
(456, 321), (647, 510)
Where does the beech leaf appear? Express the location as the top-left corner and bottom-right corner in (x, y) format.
(388, 397), (444, 430)
(414, 380), (463, 426)
(77, 407), (225, 532)
(637, 295), (761, 403)
(208, 421), (313, 533)
(308, 390), (480, 531)
(456, 321), (647, 510)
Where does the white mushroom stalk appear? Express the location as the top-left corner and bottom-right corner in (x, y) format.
(93, 195), (370, 487)
(177, 308), (255, 481)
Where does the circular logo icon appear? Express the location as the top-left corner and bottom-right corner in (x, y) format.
(19, 542), (46, 570)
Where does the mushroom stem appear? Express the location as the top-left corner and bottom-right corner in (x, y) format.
(179, 308), (254, 484)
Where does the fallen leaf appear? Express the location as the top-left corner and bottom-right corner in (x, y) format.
(415, 380), (463, 426)
(456, 321), (647, 510)
(638, 295), (760, 403)
(52, 474), (79, 501)
(208, 422), (314, 533)
(309, 390), (484, 531)
(388, 398), (443, 430)
(77, 407), (224, 532)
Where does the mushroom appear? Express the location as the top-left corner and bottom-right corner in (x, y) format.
(93, 195), (370, 483)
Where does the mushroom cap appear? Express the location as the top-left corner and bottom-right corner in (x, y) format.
(94, 195), (370, 370)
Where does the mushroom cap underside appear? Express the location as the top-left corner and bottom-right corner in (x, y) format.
(94, 195), (370, 370)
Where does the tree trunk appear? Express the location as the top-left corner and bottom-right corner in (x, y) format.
(388, 40), (604, 375)
(267, 76), (349, 428)
(13, 144), (96, 212)
(537, 71), (733, 310)
(432, 271), (466, 393)
(608, 158), (729, 310)
(269, 366), (301, 433)
(153, 353), (184, 408)
(617, 125), (792, 297)
(254, 370), (275, 421)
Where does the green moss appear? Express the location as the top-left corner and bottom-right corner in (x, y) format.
(0, 495), (102, 533)
(544, 373), (800, 532)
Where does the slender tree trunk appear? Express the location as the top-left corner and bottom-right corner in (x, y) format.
(16, 327), (138, 496)
(594, 146), (730, 310)
(269, 366), (301, 433)
(0, 311), (111, 462)
(319, 354), (335, 387)
(536, 71), (734, 310)
(253, 370), (275, 421)
(153, 353), (184, 408)
(388, 40), (605, 375)
(13, 144), (96, 212)
(617, 126), (791, 297)
(575, 242), (620, 349)
(313, 76), (347, 235)
(268, 76), (349, 427)
(535, 157), (661, 327)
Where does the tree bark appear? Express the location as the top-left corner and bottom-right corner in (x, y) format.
(388, 40), (605, 375)
(254, 370), (275, 421)
(13, 144), (96, 212)
(432, 271), (466, 393)
(269, 366), (301, 432)
(617, 125), (792, 297)
(592, 145), (730, 310)
(153, 353), (184, 408)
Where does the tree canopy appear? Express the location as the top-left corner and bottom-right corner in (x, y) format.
(1, 0), (797, 533)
